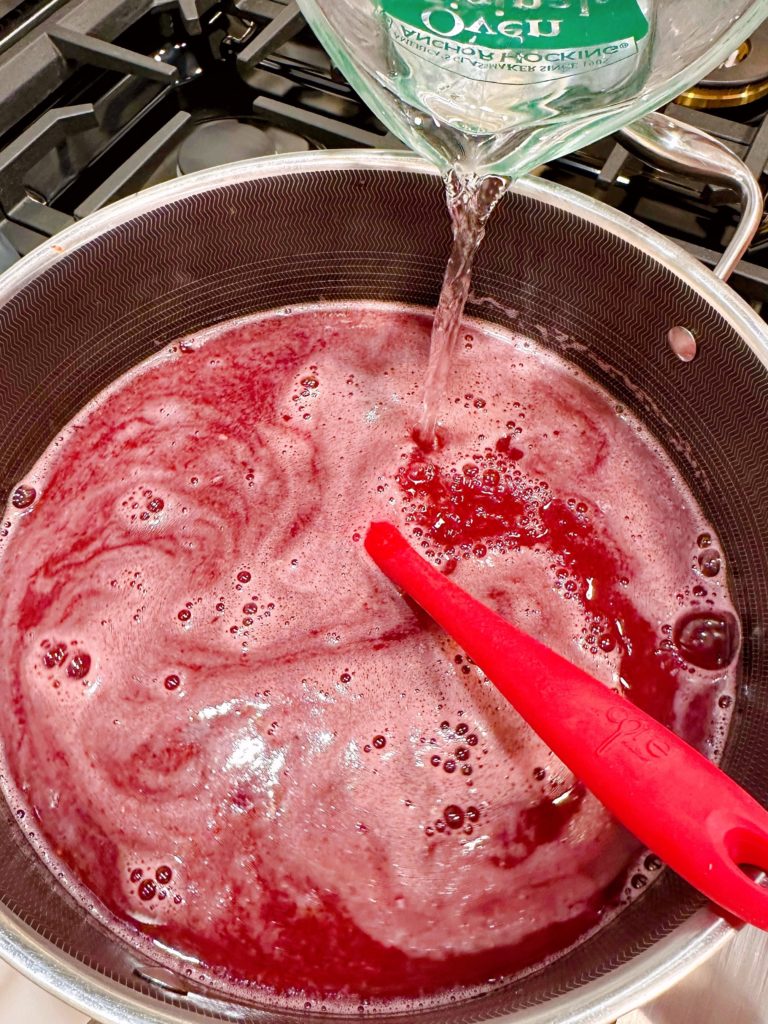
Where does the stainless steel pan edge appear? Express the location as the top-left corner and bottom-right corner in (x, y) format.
(0, 149), (764, 1024)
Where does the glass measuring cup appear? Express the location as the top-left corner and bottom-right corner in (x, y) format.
(296, 1), (768, 177)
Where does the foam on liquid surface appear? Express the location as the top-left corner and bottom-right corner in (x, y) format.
(0, 304), (738, 1008)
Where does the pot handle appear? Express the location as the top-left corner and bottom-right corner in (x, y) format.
(616, 111), (764, 284)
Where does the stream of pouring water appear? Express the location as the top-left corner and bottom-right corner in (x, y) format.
(417, 172), (508, 447)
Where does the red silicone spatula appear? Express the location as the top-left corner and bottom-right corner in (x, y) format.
(364, 521), (768, 929)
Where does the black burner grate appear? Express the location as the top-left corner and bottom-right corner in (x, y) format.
(0, 0), (767, 315)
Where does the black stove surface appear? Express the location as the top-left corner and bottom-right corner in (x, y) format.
(1, 0), (767, 315)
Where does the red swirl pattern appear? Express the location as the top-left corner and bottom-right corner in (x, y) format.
(0, 305), (736, 1007)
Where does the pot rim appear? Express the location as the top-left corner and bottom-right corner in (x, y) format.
(0, 149), (763, 1024)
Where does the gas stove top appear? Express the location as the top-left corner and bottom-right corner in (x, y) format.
(2, 0), (768, 312)
(0, 4), (767, 1024)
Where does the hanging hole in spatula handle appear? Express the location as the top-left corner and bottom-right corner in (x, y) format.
(702, 810), (768, 925)
(725, 821), (768, 885)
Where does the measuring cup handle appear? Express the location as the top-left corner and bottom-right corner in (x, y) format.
(617, 111), (764, 282)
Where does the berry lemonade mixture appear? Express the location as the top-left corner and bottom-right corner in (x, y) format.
(0, 304), (738, 1007)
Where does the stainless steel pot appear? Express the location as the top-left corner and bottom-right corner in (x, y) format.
(1, 151), (767, 1024)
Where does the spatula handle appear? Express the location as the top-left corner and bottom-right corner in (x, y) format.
(365, 522), (768, 929)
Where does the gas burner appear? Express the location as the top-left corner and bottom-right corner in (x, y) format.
(678, 19), (768, 109)
(176, 117), (312, 175)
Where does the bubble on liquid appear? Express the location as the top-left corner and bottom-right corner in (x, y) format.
(698, 548), (721, 578)
(697, 532), (712, 549)
(630, 873), (648, 889)
(138, 878), (157, 901)
(667, 326), (697, 362)
(372, 735), (386, 749)
(67, 653), (91, 679)
(11, 484), (36, 509)
(130, 868), (143, 883)
(237, 571), (251, 584)
(155, 865), (173, 884)
(430, 755), (441, 767)
(43, 642), (68, 669)
(718, 694), (733, 709)
(444, 805), (464, 829)
(164, 674), (180, 691)
(644, 854), (662, 872)
(147, 497), (164, 513)
(673, 610), (739, 670)
(443, 759), (456, 774)
(177, 609), (191, 622)
(407, 461), (435, 487)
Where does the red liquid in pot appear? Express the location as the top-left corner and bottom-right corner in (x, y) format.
(0, 305), (738, 1008)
